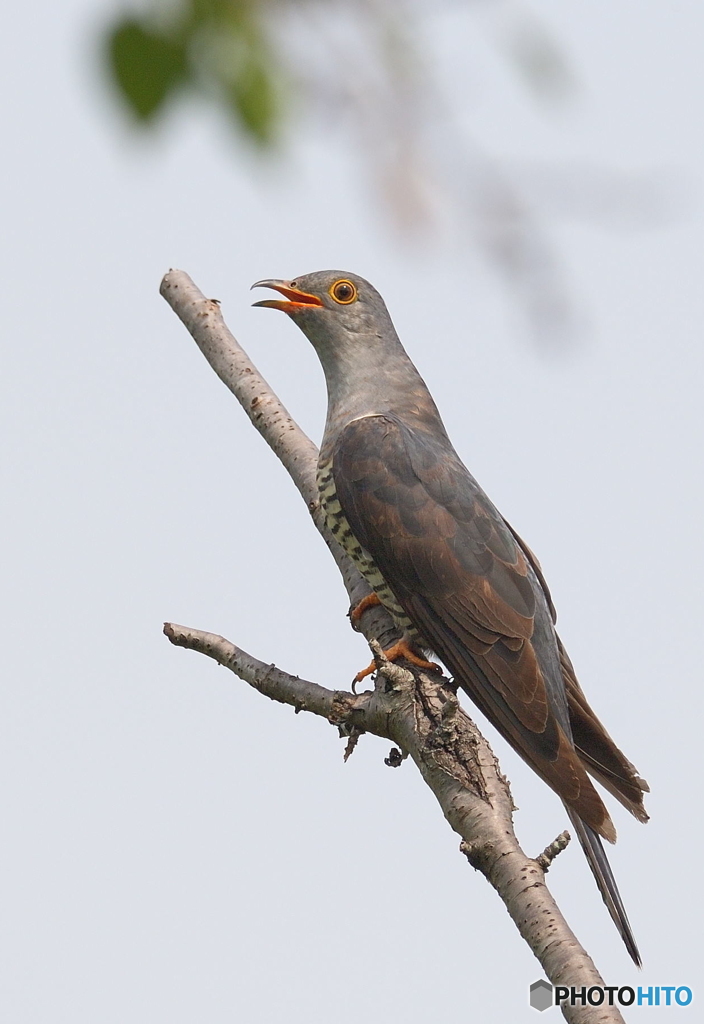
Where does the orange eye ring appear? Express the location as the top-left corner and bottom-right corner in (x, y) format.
(329, 279), (357, 304)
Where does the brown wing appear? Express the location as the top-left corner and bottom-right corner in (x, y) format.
(333, 414), (615, 840)
(558, 639), (649, 820)
(505, 523), (649, 821)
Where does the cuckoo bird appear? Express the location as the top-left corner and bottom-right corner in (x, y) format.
(253, 270), (648, 964)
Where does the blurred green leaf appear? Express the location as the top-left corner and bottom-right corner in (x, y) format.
(223, 54), (278, 144)
(108, 18), (189, 121)
(189, 0), (231, 20)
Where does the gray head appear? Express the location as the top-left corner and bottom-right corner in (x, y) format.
(252, 270), (440, 434)
(252, 270), (394, 355)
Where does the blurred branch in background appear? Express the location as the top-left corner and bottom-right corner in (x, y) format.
(103, 0), (674, 345)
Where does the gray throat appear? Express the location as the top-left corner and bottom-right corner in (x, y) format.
(314, 328), (448, 457)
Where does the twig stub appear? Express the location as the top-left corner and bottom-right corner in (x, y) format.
(536, 831), (572, 873)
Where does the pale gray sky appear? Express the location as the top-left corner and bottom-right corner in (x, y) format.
(1, 2), (701, 1021)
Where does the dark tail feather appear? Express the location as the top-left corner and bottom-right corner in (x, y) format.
(566, 808), (642, 967)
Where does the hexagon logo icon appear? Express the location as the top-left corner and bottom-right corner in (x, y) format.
(530, 979), (553, 1011)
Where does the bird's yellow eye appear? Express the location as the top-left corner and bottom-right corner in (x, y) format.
(330, 279), (357, 304)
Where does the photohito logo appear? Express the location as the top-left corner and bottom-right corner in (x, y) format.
(529, 980), (693, 1011)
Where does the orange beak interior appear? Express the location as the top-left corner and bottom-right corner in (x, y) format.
(252, 280), (325, 312)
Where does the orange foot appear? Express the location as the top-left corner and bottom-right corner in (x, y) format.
(350, 592), (382, 627)
(353, 639), (441, 685)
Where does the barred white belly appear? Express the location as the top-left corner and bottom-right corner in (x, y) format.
(316, 457), (418, 638)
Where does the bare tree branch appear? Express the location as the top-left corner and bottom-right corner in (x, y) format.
(160, 269), (626, 1024)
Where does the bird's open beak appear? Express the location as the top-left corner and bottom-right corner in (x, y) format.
(251, 279), (324, 313)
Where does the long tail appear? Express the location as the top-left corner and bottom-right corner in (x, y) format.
(566, 807), (641, 967)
